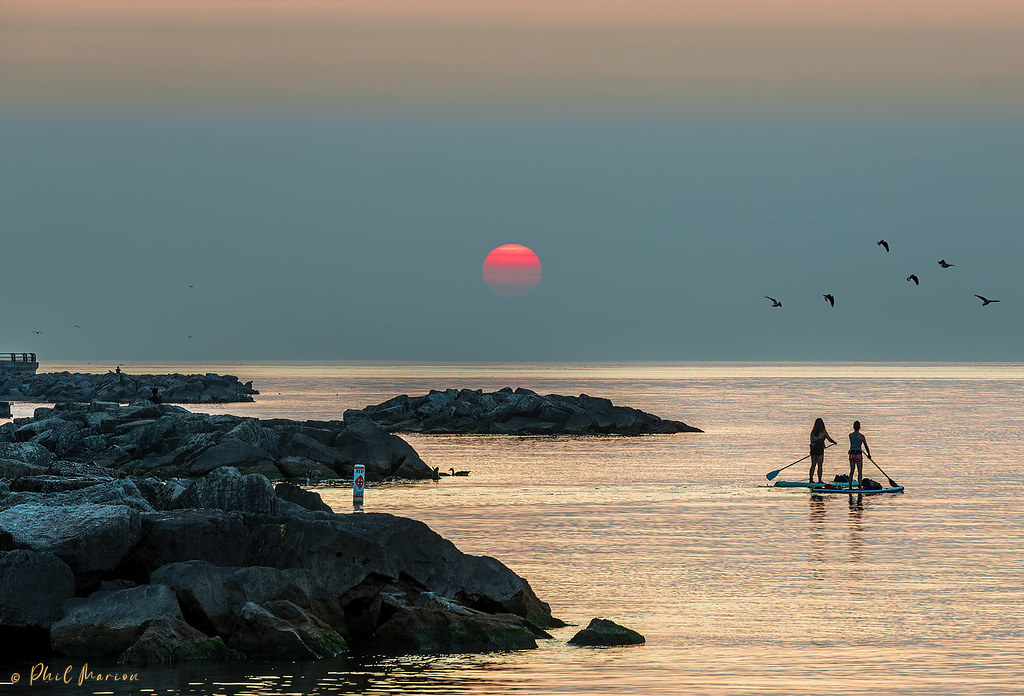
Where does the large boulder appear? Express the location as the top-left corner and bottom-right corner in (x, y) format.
(274, 482), (333, 514)
(0, 503), (141, 576)
(0, 549), (75, 628)
(149, 561), (342, 637)
(119, 618), (238, 665)
(332, 418), (432, 480)
(244, 512), (560, 628)
(187, 439), (273, 476)
(171, 467), (277, 515)
(226, 600), (347, 659)
(0, 459), (48, 480)
(120, 510), (252, 579)
(0, 443), (54, 468)
(369, 590), (539, 653)
(50, 584), (185, 657)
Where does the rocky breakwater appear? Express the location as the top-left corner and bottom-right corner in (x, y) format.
(344, 387), (702, 435)
(0, 466), (562, 663)
(0, 371), (259, 404)
(0, 401), (434, 482)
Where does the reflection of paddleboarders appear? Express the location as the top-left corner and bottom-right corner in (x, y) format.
(847, 421), (872, 490)
(808, 418), (837, 483)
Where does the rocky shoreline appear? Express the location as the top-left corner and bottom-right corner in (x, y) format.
(0, 372), (258, 404)
(344, 387), (702, 435)
(0, 465), (562, 662)
(0, 398), (650, 664)
(1, 401), (433, 482)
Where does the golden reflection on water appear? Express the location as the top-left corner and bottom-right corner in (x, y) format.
(3, 363), (1023, 694)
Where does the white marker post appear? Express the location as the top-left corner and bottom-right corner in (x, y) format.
(353, 464), (365, 511)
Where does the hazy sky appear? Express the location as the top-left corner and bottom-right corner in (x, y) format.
(1, 1), (1021, 362)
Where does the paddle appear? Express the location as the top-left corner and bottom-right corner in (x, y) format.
(867, 457), (899, 488)
(766, 443), (835, 481)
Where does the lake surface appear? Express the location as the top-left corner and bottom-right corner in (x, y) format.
(3, 362), (1023, 695)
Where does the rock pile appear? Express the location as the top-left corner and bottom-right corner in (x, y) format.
(0, 466), (561, 662)
(0, 402), (433, 481)
(344, 387), (702, 435)
(0, 371), (258, 404)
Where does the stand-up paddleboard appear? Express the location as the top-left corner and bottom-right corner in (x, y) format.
(811, 484), (904, 495)
(774, 480), (859, 488)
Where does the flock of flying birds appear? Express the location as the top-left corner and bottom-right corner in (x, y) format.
(764, 239), (1001, 309)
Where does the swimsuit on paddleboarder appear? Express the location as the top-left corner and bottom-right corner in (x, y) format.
(848, 432), (863, 464)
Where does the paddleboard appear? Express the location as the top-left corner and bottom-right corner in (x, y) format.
(811, 485), (904, 495)
(774, 480), (860, 488)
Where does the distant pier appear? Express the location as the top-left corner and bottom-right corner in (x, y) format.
(0, 352), (38, 375)
(0, 353), (37, 417)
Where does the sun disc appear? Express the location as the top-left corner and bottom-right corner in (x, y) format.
(482, 244), (542, 297)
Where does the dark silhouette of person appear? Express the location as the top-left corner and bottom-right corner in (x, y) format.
(115, 365), (121, 374)
(148, 387), (163, 404)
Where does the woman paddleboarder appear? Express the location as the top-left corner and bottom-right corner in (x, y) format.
(848, 421), (872, 489)
(809, 418), (837, 483)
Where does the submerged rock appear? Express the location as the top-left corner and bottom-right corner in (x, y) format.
(568, 618), (646, 646)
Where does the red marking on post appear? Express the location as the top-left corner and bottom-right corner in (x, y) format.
(355, 475), (364, 488)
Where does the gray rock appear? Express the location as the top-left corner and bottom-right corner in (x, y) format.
(187, 438), (273, 476)
(0, 458), (48, 479)
(227, 600), (347, 659)
(274, 482), (333, 514)
(0, 549), (75, 628)
(568, 618), (646, 646)
(370, 590), (538, 653)
(332, 417), (432, 480)
(246, 512), (560, 628)
(149, 561), (339, 637)
(0, 442), (54, 467)
(50, 584), (184, 657)
(125, 510), (252, 576)
(0, 503), (141, 576)
(172, 467), (277, 515)
(119, 617), (238, 665)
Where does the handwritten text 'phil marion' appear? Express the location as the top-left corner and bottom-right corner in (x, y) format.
(9, 663), (140, 687)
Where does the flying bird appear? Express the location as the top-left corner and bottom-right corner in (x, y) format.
(906, 274), (919, 285)
(764, 296), (782, 307)
(877, 240), (889, 252)
(73, 324), (81, 328)
(823, 294), (835, 307)
(32, 330), (43, 334)
(975, 295), (1000, 306)
(938, 259), (955, 268)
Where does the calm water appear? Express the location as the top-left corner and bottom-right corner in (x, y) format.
(3, 362), (1023, 695)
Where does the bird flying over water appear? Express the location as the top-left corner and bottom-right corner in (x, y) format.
(938, 259), (955, 268)
(877, 240), (889, 252)
(32, 330), (43, 334)
(906, 274), (919, 285)
(823, 294), (835, 307)
(764, 296), (782, 307)
(975, 295), (1000, 306)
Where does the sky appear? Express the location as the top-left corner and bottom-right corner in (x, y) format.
(1, 1), (1021, 362)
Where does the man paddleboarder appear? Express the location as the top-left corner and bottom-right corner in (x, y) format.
(848, 421), (872, 489)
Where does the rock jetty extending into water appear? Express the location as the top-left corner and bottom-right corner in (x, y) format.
(0, 401), (434, 482)
(0, 371), (258, 404)
(0, 465), (562, 663)
(344, 387), (702, 435)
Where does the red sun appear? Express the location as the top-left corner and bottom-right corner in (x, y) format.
(482, 244), (542, 297)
